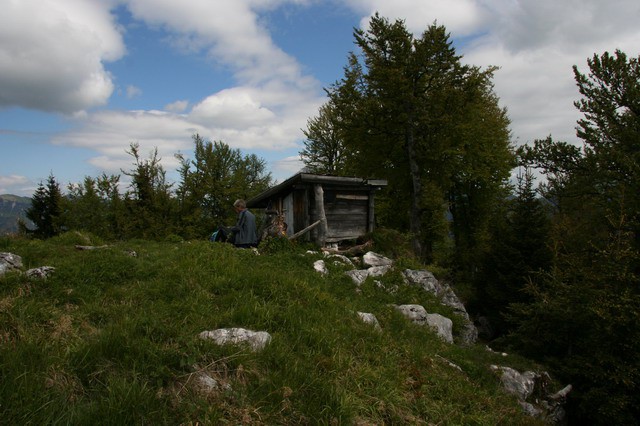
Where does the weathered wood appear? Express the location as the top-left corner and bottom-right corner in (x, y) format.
(288, 219), (323, 240)
(314, 184), (328, 246)
(368, 190), (375, 233)
(322, 240), (372, 256)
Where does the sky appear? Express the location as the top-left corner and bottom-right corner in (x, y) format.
(1, 0), (639, 197)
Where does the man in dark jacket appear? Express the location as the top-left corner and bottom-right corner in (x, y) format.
(231, 199), (258, 248)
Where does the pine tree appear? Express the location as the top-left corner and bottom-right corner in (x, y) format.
(24, 174), (63, 238)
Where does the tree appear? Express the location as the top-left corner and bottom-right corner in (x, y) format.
(66, 174), (124, 239)
(176, 135), (272, 238)
(509, 50), (640, 424)
(325, 14), (513, 263)
(300, 100), (348, 175)
(121, 143), (176, 239)
(476, 168), (552, 336)
(23, 174), (64, 239)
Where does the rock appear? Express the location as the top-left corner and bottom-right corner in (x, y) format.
(357, 312), (381, 330)
(313, 260), (328, 275)
(402, 269), (478, 345)
(491, 365), (571, 423)
(367, 265), (392, 277)
(362, 251), (393, 267)
(520, 401), (543, 417)
(199, 328), (271, 351)
(345, 269), (369, 286)
(324, 253), (354, 267)
(402, 269), (441, 293)
(26, 266), (56, 279)
(490, 365), (538, 401)
(0, 252), (23, 276)
(395, 304), (454, 343)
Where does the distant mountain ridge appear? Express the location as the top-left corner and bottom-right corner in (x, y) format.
(0, 194), (31, 235)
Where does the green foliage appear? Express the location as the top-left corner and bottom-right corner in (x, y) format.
(22, 174), (64, 239)
(300, 100), (348, 175)
(508, 50), (640, 424)
(175, 134), (272, 239)
(0, 237), (541, 425)
(121, 143), (178, 240)
(23, 135), (272, 242)
(324, 14), (514, 266)
(64, 174), (124, 240)
(257, 236), (295, 254)
(475, 169), (552, 335)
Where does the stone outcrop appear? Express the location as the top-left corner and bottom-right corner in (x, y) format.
(199, 327), (271, 352)
(402, 269), (477, 345)
(0, 252), (23, 276)
(26, 266), (56, 279)
(1, 252), (55, 280)
(394, 304), (454, 343)
(491, 365), (571, 423)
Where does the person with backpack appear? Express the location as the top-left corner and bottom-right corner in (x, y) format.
(230, 199), (258, 248)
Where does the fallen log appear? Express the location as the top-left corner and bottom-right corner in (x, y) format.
(321, 240), (373, 256)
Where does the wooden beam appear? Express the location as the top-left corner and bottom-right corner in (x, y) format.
(288, 219), (323, 240)
(314, 184), (328, 246)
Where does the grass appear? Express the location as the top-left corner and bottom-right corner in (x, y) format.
(0, 233), (543, 424)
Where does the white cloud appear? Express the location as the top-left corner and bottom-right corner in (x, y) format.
(126, 85), (143, 99)
(345, 0), (488, 36)
(270, 155), (304, 183)
(345, 0), (640, 147)
(50, 0), (325, 178)
(460, 0), (640, 145)
(0, 175), (32, 196)
(0, 0), (125, 114)
(165, 100), (189, 113)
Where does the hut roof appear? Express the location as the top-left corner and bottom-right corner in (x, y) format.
(247, 173), (387, 208)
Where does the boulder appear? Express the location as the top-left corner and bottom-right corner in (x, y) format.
(26, 266), (56, 280)
(367, 265), (392, 277)
(362, 251), (393, 267)
(357, 312), (381, 330)
(395, 304), (453, 343)
(345, 269), (369, 286)
(324, 253), (354, 267)
(199, 328), (271, 351)
(313, 260), (328, 275)
(490, 365), (537, 400)
(0, 252), (23, 276)
(491, 365), (571, 423)
(403, 269), (478, 345)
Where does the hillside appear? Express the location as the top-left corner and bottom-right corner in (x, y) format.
(0, 233), (548, 424)
(0, 194), (30, 235)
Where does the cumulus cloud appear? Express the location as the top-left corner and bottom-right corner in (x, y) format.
(51, 0), (324, 178)
(461, 0), (640, 145)
(126, 85), (143, 99)
(164, 100), (189, 113)
(0, 175), (32, 195)
(6, 0), (639, 190)
(0, 0), (125, 114)
(347, 0), (640, 146)
(345, 0), (488, 36)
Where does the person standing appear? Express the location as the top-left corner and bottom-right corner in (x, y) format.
(231, 199), (258, 248)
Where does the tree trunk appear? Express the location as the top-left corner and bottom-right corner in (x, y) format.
(405, 128), (423, 258)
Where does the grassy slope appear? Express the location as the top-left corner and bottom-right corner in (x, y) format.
(0, 233), (541, 425)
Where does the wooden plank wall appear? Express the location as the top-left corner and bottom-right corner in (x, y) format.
(323, 189), (369, 241)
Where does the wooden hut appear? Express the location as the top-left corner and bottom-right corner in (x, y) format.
(246, 173), (387, 246)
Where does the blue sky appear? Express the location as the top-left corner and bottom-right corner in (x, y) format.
(1, 0), (639, 196)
